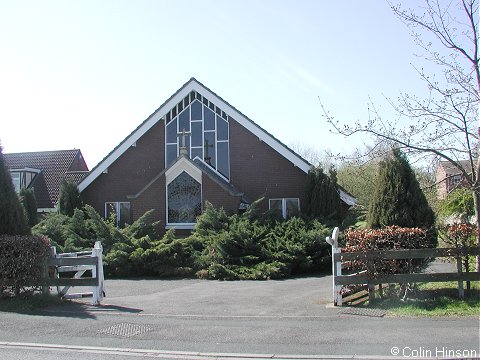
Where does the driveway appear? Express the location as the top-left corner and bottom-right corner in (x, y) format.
(1, 273), (479, 359)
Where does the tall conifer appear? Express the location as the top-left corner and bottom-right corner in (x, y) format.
(58, 180), (83, 216)
(303, 166), (343, 222)
(20, 187), (38, 228)
(0, 145), (29, 235)
(367, 148), (435, 228)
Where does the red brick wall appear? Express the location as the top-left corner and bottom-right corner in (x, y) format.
(202, 174), (241, 214)
(81, 121), (165, 217)
(229, 118), (307, 211)
(132, 175), (166, 228)
(81, 113), (307, 226)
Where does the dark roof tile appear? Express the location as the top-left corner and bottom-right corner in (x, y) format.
(4, 149), (89, 209)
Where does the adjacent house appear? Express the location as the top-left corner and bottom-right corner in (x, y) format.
(436, 160), (473, 199)
(77, 78), (355, 232)
(4, 149), (89, 213)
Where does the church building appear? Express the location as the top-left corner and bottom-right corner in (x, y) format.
(79, 78), (355, 232)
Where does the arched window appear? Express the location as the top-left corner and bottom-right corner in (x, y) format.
(167, 171), (201, 225)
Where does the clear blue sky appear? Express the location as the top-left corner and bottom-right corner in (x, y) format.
(0, 0), (434, 168)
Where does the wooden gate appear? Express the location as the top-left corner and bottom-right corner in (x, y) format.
(44, 241), (105, 305)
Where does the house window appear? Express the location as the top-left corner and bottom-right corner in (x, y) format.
(11, 172), (21, 193)
(269, 198), (300, 218)
(167, 171), (202, 225)
(10, 169), (39, 193)
(165, 92), (230, 180)
(105, 202), (131, 227)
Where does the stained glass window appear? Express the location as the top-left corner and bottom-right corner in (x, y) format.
(167, 171), (202, 224)
(165, 92), (230, 180)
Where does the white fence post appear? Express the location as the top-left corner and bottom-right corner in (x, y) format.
(92, 241), (104, 306)
(326, 227), (342, 306)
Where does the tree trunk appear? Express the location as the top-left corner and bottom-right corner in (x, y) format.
(475, 156), (480, 272)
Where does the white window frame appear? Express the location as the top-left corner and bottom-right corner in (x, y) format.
(269, 198), (300, 219)
(105, 202), (131, 227)
(165, 158), (203, 229)
(11, 172), (21, 193)
(164, 96), (230, 181)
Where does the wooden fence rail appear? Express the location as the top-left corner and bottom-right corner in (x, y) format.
(42, 241), (104, 305)
(326, 228), (480, 306)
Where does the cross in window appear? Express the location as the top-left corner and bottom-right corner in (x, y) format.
(177, 128), (191, 149)
(204, 139), (214, 165)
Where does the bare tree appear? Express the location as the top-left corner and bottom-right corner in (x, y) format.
(324, 0), (480, 266)
(289, 139), (335, 169)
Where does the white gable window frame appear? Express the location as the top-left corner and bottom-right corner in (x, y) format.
(165, 158), (203, 230)
(105, 202), (131, 227)
(164, 92), (231, 181)
(269, 198), (300, 219)
(10, 168), (40, 193)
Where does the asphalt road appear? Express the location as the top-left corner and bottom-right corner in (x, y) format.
(0, 275), (479, 359)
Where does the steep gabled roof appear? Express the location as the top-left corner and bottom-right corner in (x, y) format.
(78, 78), (312, 192)
(4, 149), (89, 209)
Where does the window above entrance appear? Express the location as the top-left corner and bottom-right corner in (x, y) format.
(165, 91), (230, 180)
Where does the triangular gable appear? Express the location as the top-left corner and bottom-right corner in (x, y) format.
(127, 155), (245, 201)
(78, 78), (311, 192)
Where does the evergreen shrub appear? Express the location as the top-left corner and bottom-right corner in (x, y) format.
(367, 148), (435, 229)
(0, 145), (29, 235)
(34, 200), (334, 280)
(20, 187), (38, 228)
(0, 235), (51, 297)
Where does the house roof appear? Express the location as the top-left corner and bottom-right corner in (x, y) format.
(78, 78), (312, 192)
(438, 160), (473, 176)
(4, 149), (89, 209)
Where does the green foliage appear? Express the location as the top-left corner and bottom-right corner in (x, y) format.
(0, 235), (51, 297)
(20, 187), (37, 228)
(0, 145), (29, 235)
(438, 188), (474, 221)
(58, 180), (83, 216)
(193, 201), (332, 280)
(337, 160), (378, 211)
(33, 205), (127, 253)
(303, 166), (344, 222)
(34, 200), (333, 280)
(367, 148), (435, 229)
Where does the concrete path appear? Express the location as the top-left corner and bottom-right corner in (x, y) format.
(0, 275), (478, 359)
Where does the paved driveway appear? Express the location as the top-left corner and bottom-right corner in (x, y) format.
(98, 276), (333, 317)
(0, 274), (479, 359)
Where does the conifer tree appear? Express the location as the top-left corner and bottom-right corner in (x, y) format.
(20, 187), (38, 228)
(367, 148), (435, 228)
(0, 145), (29, 235)
(58, 180), (83, 216)
(303, 166), (343, 222)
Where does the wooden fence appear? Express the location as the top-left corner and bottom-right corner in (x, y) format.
(43, 241), (105, 305)
(326, 227), (480, 306)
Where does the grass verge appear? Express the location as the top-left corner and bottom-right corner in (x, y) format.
(365, 281), (480, 316)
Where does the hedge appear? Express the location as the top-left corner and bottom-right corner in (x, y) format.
(343, 226), (438, 278)
(0, 235), (51, 297)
